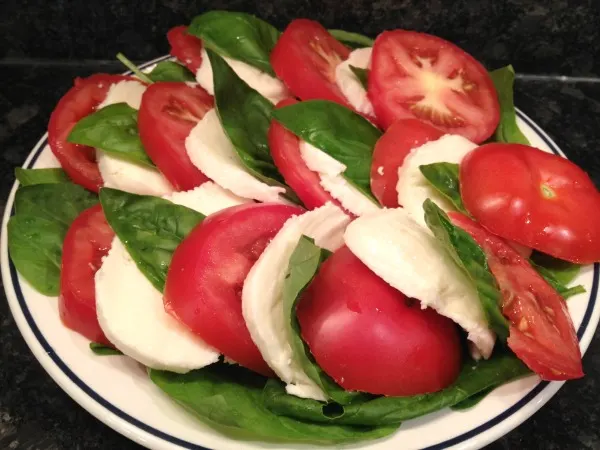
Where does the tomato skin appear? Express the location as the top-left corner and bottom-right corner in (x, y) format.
(370, 119), (444, 207)
(449, 212), (583, 380)
(460, 143), (600, 264)
(59, 204), (115, 345)
(368, 30), (499, 143)
(297, 246), (462, 396)
(138, 82), (213, 191)
(167, 26), (203, 73)
(48, 74), (132, 192)
(164, 203), (305, 376)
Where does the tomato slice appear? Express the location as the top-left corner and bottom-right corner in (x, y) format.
(164, 203), (304, 376)
(460, 143), (600, 264)
(48, 74), (132, 192)
(167, 26), (203, 73)
(370, 118), (444, 207)
(368, 30), (499, 143)
(297, 246), (462, 396)
(138, 82), (213, 191)
(271, 19), (351, 107)
(59, 204), (115, 345)
(449, 212), (583, 380)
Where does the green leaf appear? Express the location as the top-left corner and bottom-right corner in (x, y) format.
(150, 363), (396, 443)
(451, 387), (494, 411)
(148, 61), (196, 82)
(273, 100), (382, 202)
(419, 163), (468, 214)
(349, 66), (369, 90)
(68, 103), (154, 168)
(15, 168), (70, 186)
(8, 184), (97, 295)
(264, 351), (530, 426)
(530, 252), (582, 285)
(188, 11), (280, 76)
(99, 188), (205, 292)
(489, 65), (530, 145)
(90, 342), (123, 356)
(423, 199), (509, 340)
(328, 29), (374, 48)
(116, 52), (153, 84)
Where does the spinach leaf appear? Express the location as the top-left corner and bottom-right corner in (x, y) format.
(90, 342), (123, 356)
(15, 168), (70, 186)
(8, 184), (97, 295)
(350, 66), (369, 89)
(150, 363), (396, 443)
(419, 163), (468, 214)
(148, 61), (196, 82)
(68, 103), (154, 168)
(99, 188), (205, 292)
(188, 11), (280, 76)
(328, 29), (374, 48)
(423, 199), (510, 340)
(489, 65), (530, 145)
(264, 351), (530, 425)
(273, 100), (382, 201)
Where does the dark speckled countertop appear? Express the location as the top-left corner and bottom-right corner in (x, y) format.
(2, 1), (600, 449)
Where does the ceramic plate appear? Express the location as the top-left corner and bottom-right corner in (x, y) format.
(2, 55), (599, 450)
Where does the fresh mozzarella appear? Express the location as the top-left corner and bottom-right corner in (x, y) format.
(242, 204), (350, 400)
(96, 187), (249, 373)
(96, 80), (174, 196)
(397, 134), (476, 229)
(196, 48), (289, 104)
(335, 47), (374, 116)
(299, 141), (380, 216)
(344, 208), (495, 359)
(186, 108), (286, 203)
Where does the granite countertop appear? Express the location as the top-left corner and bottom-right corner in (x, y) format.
(2, 1), (600, 449)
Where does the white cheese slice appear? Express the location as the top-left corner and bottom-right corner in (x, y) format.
(344, 208), (496, 359)
(242, 203), (350, 400)
(196, 48), (289, 104)
(299, 140), (380, 216)
(396, 134), (476, 229)
(185, 108), (286, 203)
(335, 47), (374, 116)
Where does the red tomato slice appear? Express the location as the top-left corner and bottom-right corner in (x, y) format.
(48, 74), (132, 192)
(297, 246), (462, 396)
(370, 118), (444, 207)
(138, 82), (213, 191)
(167, 26), (203, 73)
(368, 30), (499, 143)
(59, 204), (115, 345)
(460, 143), (600, 264)
(449, 212), (583, 380)
(271, 19), (351, 107)
(164, 203), (304, 376)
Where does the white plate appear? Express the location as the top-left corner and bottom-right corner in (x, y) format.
(2, 55), (599, 450)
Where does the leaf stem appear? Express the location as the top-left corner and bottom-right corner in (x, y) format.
(116, 52), (153, 84)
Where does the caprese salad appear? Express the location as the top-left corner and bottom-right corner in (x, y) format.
(7, 10), (600, 444)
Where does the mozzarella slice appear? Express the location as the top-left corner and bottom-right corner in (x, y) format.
(196, 48), (289, 104)
(344, 208), (495, 359)
(96, 187), (249, 373)
(335, 47), (374, 116)
(96, 80), (173, 196)
(299, 141), (380, 216)
(397, 134), (476, 229)
(242, 204), (350, 400)
(186, 108), (286, 203)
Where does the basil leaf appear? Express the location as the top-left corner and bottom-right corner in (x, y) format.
(90, 342), (123, 356)
(150, 363), (396, 443)
(273, 100), (382, 202)
(99, 188), (205, 292)
(423, 199), (509, 340)
(328, 29), (374, 48)
(489, 65), (530, 145)
(419, 162), (468, 214)
(451, 387), (494, 411)
(8, 184), (97, 295)
(68, 103), (154, 168)
(349, 66), (368, 89)
(264, 351), (530, 426)
(15, 168), (70, 186)
(148, 61), (196, 82)
(530, 252), (582, 285)
(188, 11), (280, 76)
